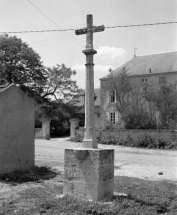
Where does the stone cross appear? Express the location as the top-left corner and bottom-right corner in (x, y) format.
(75, 14), (105, 148)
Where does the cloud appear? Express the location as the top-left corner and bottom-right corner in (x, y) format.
(71, 46), (127, 89)
(96, 46), (127, 64)
(72, 64), (114, 89)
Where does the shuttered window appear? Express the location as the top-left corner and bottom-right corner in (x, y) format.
(106, 91), (110, 103)
(115, 112), (118, 123)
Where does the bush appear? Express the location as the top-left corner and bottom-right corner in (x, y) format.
(124, 112), (157, 129)
(98, 135), (177, 150)
(157, 139), (168, 149)
(50, 119), (70, 137)
(136, 136), (156, 148)
(75, 133), (83, 142)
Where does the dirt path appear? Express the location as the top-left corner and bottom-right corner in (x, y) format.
(35, 137), (177, 181)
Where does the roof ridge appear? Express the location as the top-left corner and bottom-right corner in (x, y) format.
(136, 50), (177, 57)
(100, 50), (177, 79)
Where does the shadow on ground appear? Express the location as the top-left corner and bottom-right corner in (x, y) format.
(0, 165), (59, 184)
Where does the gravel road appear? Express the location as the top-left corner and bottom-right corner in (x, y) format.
(35, 137), (177, 181)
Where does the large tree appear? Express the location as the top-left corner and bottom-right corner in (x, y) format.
(42, 64), (78, 102)
(0, 34), (78, 102)
(109, 67), (135, 118)
(0, 34), (46, 87)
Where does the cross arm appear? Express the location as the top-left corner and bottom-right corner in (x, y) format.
(75, 25), (105, 35)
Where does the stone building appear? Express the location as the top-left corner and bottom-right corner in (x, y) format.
(100, 51), (177, 126)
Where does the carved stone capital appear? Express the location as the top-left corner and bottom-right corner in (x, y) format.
(82, 49), (97, 55)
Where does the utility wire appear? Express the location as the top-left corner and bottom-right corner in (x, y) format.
(27, 0), (62, 29)
(105, 21), (177, 28)
(0, 29), (75, 34)
(27, 0), (83, 48)
(1, 21), (177, 34)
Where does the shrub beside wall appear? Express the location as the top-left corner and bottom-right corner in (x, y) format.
(75, 128), (177, 150)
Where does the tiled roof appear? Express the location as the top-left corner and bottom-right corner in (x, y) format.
(69, 88), (100, 107)
(101, 51), (177, 79)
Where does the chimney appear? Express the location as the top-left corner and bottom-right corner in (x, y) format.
(134, 47), (137, 57)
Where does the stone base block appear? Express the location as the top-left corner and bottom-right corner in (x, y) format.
(64, 148), (114, 201)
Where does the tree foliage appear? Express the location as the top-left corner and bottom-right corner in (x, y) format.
(124, 109), (157, 129)
(144, 84), (177, 129)
(0, 34), (46, 86)
(108, 67), (157, 129)
(109, 67), (139, 118)
(0, 34), (47, 101)
(35, 100), (77, 136)
(42, 64), (78, 102)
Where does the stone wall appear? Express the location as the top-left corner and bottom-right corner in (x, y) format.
(76, 128), (177, 144)
(0, 85), (35, 174)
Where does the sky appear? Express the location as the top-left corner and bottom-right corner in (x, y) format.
(0, 0), (177, 89)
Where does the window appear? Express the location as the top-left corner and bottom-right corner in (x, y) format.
(159, 76), (166, 84)
(110, 112), (115, 124)
(110, 90), (116, 103)
(97, 113), (100, 118)
(142, 78), (148, 83)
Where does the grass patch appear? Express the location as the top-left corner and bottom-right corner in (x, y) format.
(0, 175), (177, 215)
(0, 165), (57, 183)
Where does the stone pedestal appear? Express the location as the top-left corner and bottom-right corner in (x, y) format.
(41, 119), (51, 140)
(64, 148), (114, 201)
(69, 118), (80, 141)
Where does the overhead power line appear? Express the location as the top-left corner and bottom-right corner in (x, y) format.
(105, 21), (177, 28)
(27, 0), (63, 29)
(0, 29), (75, 34)
(27, 0), (83, 48)
(0, 21), (177, 34)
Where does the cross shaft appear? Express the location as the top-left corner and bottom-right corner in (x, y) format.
(75, 14), (104, 148)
